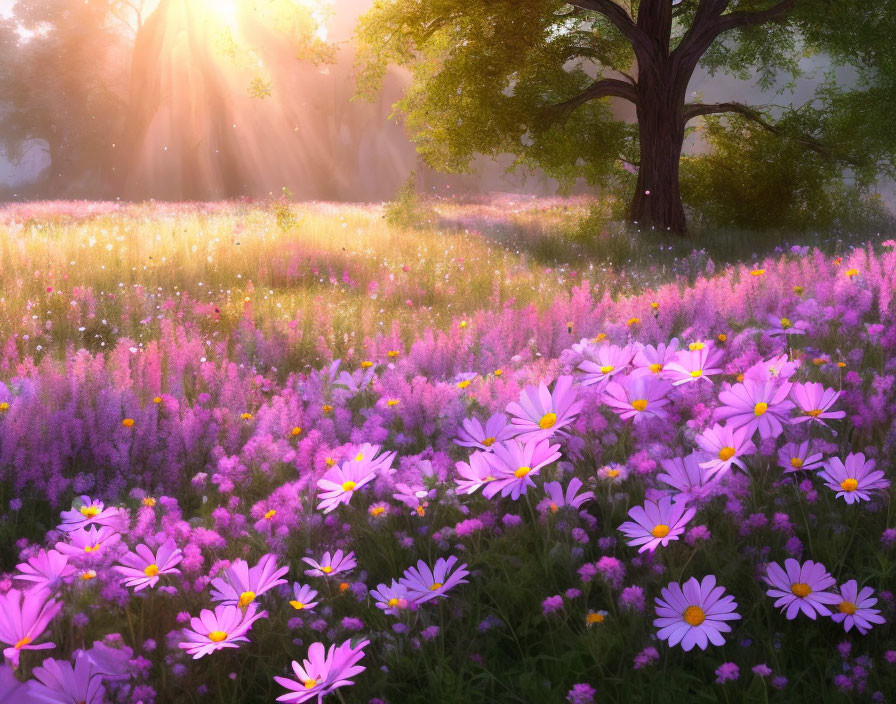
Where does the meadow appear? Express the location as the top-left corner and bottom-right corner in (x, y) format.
(1, 197), (895, 703)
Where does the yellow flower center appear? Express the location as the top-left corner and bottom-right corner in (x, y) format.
(361, 361), (373, 368)
(289, 600), (306, 610)
(80, 506), (100, 518)
(689, 342), (705, 351)
(416, 505), (426, 517)
(791, 582), (812, 598)
(494, 369), (504, 376)
(387, 399), (399, 407)
(303, 679), (318, 690)
(81, 570), (97, 580)
(649, 363), (663, 374)
(717, 333), (727, 342)
(122, 418), (134, 427)
(152, 396), (162, 404)
(549, 502), (559, 514)
(750, 269), (765, 276)
(539, 412), (557, 429)
(599, 365), (614, 374)
(264, 509), (276, 520)
(457, 380), (471, 389)
(790, 457), (804, 469)
(322, 404), (333, 413)
(142, 497), (156, 507)
(838, 601), (857, 615)
(631, 399), (648, 412)
(840, 478), (858, 492)
(341, 480), (357, 491)
(321, 566), (333, 574)
(208, 631), (227, 643)
(627, 317), (640, 326)
(690, 369), (703, 378)
(845, 268), (858, 278)
(84, 544), (100, 553)
(387, 350), (399, 357)
(683, 606), (706, 626)
(514, 466), (532, 478)
(793, 285), (804, 295)
(606, 469), (620, 478)
(651, 524), (670, 539)
(369, 506), (385, 517)
(806, 409), (822, 417)
(430, 582), (443, 591)
(481, 436), (495, 447)
(780, 318), (792, 329)
(0, 402), (8, 411)
(325, 457), (336, 466)
(237, 591), (256, 608)
(240, 413), (253, 420)
(14, 637), (32, 649)
(718, 447), (736, 461)
(586, 612), (605, 625)
(291, 426), (302, 436)
(754, 402), (768, 416)
(144, 564), (159, 577)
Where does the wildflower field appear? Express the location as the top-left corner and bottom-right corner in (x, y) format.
(1, 198), (896, 703)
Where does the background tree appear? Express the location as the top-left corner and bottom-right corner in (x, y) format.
(0, 0), (129, 195)
(357, 1), (896, 234)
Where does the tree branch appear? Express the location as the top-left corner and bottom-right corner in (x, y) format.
(716, 0), (799, 32)
(683, 101), (850, 162)
(543, 78), (638, 126)
(565, 1), (647, 51)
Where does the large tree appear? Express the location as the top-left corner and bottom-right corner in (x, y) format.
(357, 1), (896, 234)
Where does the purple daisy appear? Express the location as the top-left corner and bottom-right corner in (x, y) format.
(777, 441), (824, 473)
(57, 495), (121, 533)
(28, 651), (106, 704)
(764, 559), (840, 620)
(540, 477), (595, 513)
(664, 343), (724, 386)
(830, 580), (886, 634)
(817, 453), (890, 504)
(656, 453), (722, 500)
(316, 459), (377, 514)
(578, 344), (634, 389)
(0, 588), (62, 667)
(370, 580), (412, 616)
(399, 556), (470, 604)
(454, 413), (515, 451)
(653, 575), (741, 651)
(715, 378), (794, 440)
(454, 451), (499, 495)
(289, 583), (320, 613)
(618, 496), (696, 553)
(632, 339), (680, 377)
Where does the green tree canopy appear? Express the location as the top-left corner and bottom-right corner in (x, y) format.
(357, 1), (896, 234)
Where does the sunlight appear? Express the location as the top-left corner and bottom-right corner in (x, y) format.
(194, 0), (240, 30)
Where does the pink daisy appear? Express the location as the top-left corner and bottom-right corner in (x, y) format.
(210, 554), (288, 608)
(274, 639), (368, 703)
(482, 438), (562, 500)
(15, 549), (75, 592)
(789, 382), (846, 427)
(603, 374), (672, 422)
(316, 459), (377, 514)
(663, 343), (724, 386)
(178, 603), (267, 659)
(454, 451), (499, 495)
(631, 339), (680, 377)
(57, 495), (121, 533)
(0, 588), (62, 667)
(454, 413), (515, 451)
(656, 453), (722, 500)
(777, 441), (824, 473)
(114, 539), (183, 592)
(578, 344), (634, 389)
(303, 550), (357, 578)
(505, 375), (583, 440)
(695, 424), (756, 478)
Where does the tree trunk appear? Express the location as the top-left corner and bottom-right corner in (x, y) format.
(629, 75), (687, 235)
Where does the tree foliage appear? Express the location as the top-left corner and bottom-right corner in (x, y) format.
(357, 1), (896, 232)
